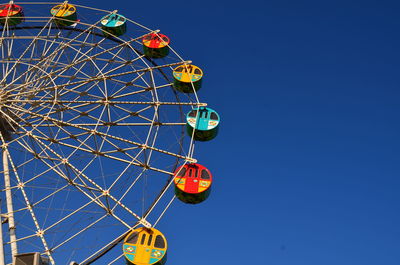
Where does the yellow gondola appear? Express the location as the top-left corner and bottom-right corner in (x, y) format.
(123, 227), (167, 265)
(172, 64), (203, 93)
(50, 3), (77, 27)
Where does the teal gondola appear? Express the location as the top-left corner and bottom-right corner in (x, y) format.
(101, 13), (127, 37)
(186, 107), (220, 141)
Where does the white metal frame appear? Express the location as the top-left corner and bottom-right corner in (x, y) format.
(0, 1), (205, 264)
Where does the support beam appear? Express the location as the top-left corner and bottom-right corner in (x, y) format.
(0, 200), (5, 265)
(3, 149), (17, 258)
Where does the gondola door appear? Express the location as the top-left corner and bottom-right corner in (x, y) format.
(184, 166), (200, 193)
(135, 232), (152, 264)
(196, 109), (209, 130)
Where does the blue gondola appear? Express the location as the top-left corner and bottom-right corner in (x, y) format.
(100, 13), (127, 37)
(186, 107), (220, 141)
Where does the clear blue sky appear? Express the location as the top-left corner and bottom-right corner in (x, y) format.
(8, 0), (400, 264)
(91, 0), (400, 264)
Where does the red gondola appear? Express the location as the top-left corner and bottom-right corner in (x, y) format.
(0, 4), (24, 26)
(142, 33), (170, 58)
(173, 163), (212, 204)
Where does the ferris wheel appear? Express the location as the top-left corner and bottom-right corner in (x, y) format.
(0, 1), (220, 265)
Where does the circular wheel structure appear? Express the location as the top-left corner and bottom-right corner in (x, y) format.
(0, 2), (207, 264)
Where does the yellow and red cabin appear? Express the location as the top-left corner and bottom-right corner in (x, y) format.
(142, 33), (170, 58)
(172, 64), (203, 93)
(50, 3), (77, 27)
(0, 4), (24, 26)
(123, 227), (167, 265)
(174, 163), (212, 204)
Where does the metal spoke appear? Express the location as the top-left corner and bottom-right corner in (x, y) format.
(0, 2), (203, 264)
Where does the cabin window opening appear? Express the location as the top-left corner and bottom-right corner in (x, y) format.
(201, 170), (210, 180)
(188, 110), (197, 118)
(184, 65), (193, 73)
(202, 111), (208, 119)
(147, 234), (153, 246)
(176, 167), (186, 177)
(69, 7), (74, 11)
(154, 235), (165, 248)
(126, 232), (139, 244)
(162, 37), (169, 42)
(195, 168), (199, 178)
(119, 17), (125, 22)
(140, 234), (146, 245)
(194, 69), (201, 75)
(188, 169), (193, 178)
(210, 112), (218, 120)
(175, 67), (183, 72)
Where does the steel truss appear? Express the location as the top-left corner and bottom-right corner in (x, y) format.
(0, 1), (203, 264)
